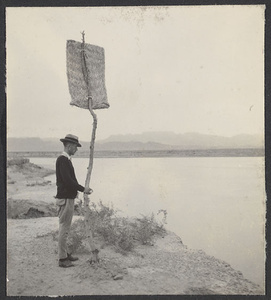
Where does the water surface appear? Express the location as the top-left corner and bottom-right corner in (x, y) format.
(31, 156), (266, 289)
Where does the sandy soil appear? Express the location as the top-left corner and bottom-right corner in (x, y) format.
(6, 158), (264, 296)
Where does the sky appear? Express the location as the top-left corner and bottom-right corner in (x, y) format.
(6, 5), (265, 141)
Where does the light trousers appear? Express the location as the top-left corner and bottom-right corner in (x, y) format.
(58, 198), (74, 260)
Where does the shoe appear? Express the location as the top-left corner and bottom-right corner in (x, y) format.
(59, 259), (74, 268)
(67, 253), (79, 261)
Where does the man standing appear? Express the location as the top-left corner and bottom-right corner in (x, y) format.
(55, 134), (92, 268)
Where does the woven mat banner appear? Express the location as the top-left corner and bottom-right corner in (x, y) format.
(66, 40), (109, 110)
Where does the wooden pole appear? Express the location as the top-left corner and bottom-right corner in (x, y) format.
(81, 31), (99, 263)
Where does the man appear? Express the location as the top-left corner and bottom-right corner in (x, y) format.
(55, 134), (92, 268)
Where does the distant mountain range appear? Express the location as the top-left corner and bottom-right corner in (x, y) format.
(7, 132), (264, 152)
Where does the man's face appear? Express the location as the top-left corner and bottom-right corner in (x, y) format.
(67, 143), (78, 156)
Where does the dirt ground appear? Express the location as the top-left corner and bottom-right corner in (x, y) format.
(6, 159), (264, 296)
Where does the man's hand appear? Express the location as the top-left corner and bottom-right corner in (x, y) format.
(84, 187), (93, 194)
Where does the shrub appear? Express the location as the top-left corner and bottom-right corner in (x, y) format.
(133, 212), (167, 245)
(96, 216), (135, 253)
(56, 201), (167, 255)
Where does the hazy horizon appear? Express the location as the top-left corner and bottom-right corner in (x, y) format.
(7, 131), (264, 154)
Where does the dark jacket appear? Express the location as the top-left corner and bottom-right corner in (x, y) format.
(55, 155), (84, 199)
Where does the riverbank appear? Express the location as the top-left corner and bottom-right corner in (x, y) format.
(6, 158), (264, 295)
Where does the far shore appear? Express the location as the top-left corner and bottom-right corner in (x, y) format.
(7, 148), (264, 159)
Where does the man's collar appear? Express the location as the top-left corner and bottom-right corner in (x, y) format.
(61, 151), (72, 160)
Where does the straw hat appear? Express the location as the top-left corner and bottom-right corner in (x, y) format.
(60, 134), (82, 147)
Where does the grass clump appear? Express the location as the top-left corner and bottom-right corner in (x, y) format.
(67, 201), (167, 254)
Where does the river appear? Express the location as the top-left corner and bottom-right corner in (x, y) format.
(30, 156), (266, 289)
